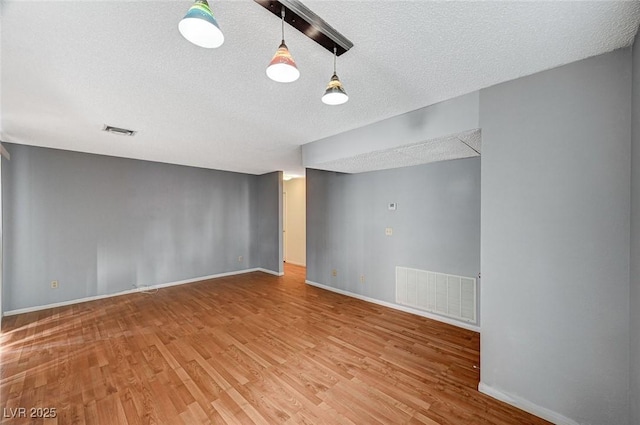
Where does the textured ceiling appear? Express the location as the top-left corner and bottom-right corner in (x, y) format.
(1, 1), (639, 175)
(314, 129), (481, 174)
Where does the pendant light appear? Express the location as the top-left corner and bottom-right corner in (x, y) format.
(179, 0), (224, 49)
(322, 46), (348, 105)
(266, 8), (300, 83)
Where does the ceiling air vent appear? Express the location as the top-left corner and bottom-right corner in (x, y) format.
(102, 125), (136, 136)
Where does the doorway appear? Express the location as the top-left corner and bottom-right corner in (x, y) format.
(283, 178), (306, 268)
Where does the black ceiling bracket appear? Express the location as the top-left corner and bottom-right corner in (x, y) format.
(254, 0), (354, 56)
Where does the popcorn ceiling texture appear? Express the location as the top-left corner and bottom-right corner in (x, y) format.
(315, 130), (481, 174)
(1, 1), (638, 174)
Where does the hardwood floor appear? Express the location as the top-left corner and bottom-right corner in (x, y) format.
(1, 264), (549, 424)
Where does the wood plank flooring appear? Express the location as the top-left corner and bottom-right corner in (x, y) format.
(1, 264), (550, 424)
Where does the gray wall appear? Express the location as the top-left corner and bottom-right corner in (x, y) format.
(253, 171), (283, 275)
(631, 32), (640, 425)
(480, 48), (631, 425)
(306, 157), (481, 321)
(2, 144), (281, 312)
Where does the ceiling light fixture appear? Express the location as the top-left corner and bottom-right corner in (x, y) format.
(179, 0), (224, 49)
(266, 8), (300, 83)
(322, 46), (348, 105)
(255, 1), (353, 56)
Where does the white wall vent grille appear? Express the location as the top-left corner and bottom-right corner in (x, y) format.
(396, 266), (477, 323)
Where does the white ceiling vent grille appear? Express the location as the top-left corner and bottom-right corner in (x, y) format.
(102, 125), (136, 136)
(396, 266), (477, 324)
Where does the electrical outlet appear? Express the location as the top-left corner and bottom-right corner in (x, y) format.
(331, 269), (337, 277)
(51, 280), (59, 289)
(385, 227), (393, 236)
(238, 255), (243, 263)
(360, 275), (365, 283)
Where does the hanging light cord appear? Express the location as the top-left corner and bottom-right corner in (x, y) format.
(281, 8), (286, 43)
(333, 46), (337, 75)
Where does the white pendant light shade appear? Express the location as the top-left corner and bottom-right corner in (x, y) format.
(266, 42), (300, 83)
(179, 0), (224, 48)
(266, 8), (299, 83)
(322, 47), (348, 105)
(322, 74), (348, 105)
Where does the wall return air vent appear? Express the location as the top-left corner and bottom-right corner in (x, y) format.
(396, 266), (477, 324)
(102, 125), (136, 136)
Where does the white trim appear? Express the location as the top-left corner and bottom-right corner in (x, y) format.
(258, 268), (284, 276)
(284, 260), (306, 267)
(3, 268), (261, 317)
(478, 382), (579, 425)
(149, 269), (262, 288)
(4, 289), (140, 316)
(305, 279), (480, 332)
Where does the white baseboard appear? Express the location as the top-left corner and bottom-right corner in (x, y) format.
(305, 280), (480, 332)
(258, 268), (284, 276)
(284, 260), (306, 267)
(3, 268), (262, 317)
(4, 290), (137, 317)
(478, 382), (579, 425)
